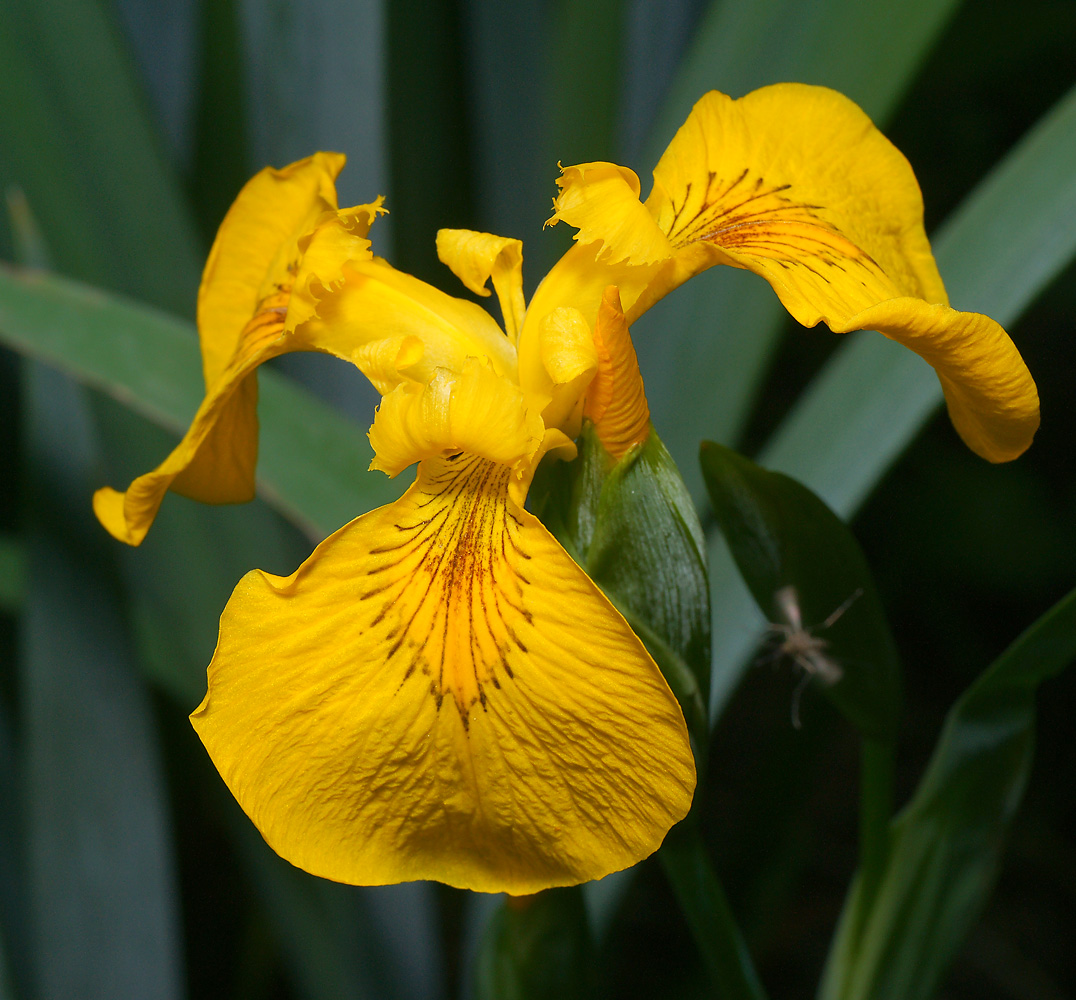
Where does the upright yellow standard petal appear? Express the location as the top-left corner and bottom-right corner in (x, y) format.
(436, 229), (527, 345)
(191, 453), (696, 894)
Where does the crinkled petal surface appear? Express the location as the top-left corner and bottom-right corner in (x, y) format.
(367, 358), (544, 477)
(198, 152), (345, 385)
(191, 454), (696, 894)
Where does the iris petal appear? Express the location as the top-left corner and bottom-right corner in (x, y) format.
(191, 453), (696, 894)
(436, 229), (527, 345)
(842, 299), (1040, 463)
(584, 288), (650, 460)
(94, 294), (288, 544)
(94, 191), (381, 546)
(310, 257), (517, 387)
(367, 358), (544, 476)
(537, 84), (1039, 462)
(198, 152), (346, 385)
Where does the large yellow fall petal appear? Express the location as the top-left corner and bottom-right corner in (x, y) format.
(191, 453), (696, 894)
(535, 84), (1039, 462)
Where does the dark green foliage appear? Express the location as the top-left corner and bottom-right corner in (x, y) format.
(700, 440), (900, 742)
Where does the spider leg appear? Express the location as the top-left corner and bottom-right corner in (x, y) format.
(821, 587), (864, 629)
(790, 665), (813, 729)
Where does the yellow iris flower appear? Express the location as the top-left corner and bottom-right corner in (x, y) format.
(94, 84), (1038, 895)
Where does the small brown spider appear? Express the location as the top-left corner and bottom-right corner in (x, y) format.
(763, 584), (862, 726)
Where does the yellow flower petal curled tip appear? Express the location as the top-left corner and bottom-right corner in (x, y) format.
(93, 153), (385, 546)
(537, 83), (1039, 463)
(436, 229), (526, 345)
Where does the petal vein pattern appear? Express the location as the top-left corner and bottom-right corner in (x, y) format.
(192, 453), (695, 893)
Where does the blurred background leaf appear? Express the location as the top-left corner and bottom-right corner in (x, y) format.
(475, 888), (595, 1000)
(22, 362), (185, 1000)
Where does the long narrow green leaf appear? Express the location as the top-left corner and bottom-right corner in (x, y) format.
(0, 535), (23, 614)
(635, 0), (963, 508)
(659, 820), (768, 1000)
(710, 82), (1076, 722)
(0, 0), (202, 313)
(819, 586), (1076, 1000)
(0, 696), (27, 1000)
(21, 363), (184, 1000)
(0, 266), (400, 538)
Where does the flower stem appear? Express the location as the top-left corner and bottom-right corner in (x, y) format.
(659, 817), (768, 1000)
(857, 736), (896, 908)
